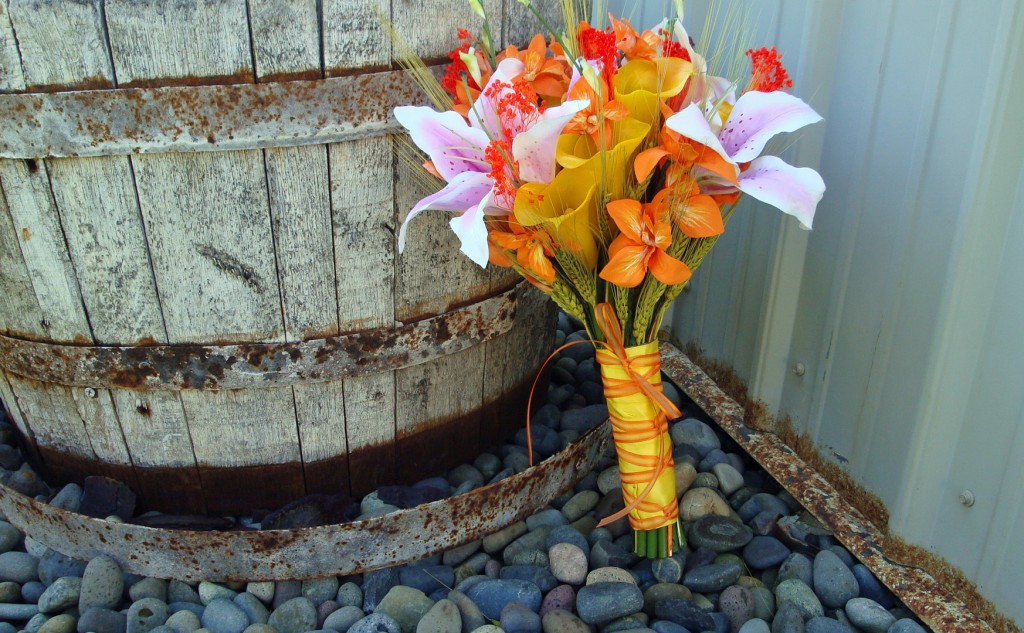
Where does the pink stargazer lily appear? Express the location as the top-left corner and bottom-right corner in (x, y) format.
(665, 90), (825, 227)
(395, 58), (588, 267)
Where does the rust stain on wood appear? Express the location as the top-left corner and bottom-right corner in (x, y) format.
(0, 285), (523, 390)
(0, 67), (444, 159)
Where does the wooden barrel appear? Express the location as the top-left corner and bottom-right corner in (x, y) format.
(0, 0), (564, 514)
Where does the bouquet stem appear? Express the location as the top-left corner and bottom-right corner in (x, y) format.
(594, 304), (680, 558)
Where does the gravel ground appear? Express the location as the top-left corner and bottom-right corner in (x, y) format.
(0, 313), (934, 633)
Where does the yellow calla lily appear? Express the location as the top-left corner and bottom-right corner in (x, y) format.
(556, 117), (651, 199)
(514, 168), (599, 269)
(615, 58), (693, 126)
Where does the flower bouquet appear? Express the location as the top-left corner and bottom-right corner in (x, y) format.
(391, 0), (825, 557)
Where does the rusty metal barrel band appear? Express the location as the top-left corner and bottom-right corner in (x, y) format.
(0, 66), (442, 159)
(0, 285), (521, 391)
(0, 423), (611, 582)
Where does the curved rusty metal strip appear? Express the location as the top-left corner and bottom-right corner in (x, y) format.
(0, 285), (520, 390)
(658, 342), (995, 633)
(0, 423), (611, 582)
(0, 66), (441, 159)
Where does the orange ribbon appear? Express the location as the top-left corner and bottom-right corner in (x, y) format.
(592, 304), (679, 549)
(523, 304), (680, 553)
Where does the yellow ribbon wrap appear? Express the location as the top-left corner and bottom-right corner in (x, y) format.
(593, 305), (680, 544)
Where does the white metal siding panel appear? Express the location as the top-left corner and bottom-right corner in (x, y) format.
(611, 0), (1024, 623)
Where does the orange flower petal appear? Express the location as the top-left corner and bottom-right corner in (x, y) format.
(634, 147), (669, 182)
(600, 243), (650, 288)
(677, 194), (724, 238)
(649, 250), (692, 286)
(606, 199), (645, 243)
(518, 242), (556, 283)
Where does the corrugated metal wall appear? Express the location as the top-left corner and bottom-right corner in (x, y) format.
(608, 0), (1024, 624)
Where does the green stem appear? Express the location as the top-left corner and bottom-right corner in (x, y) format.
(635, 529), (647, 558)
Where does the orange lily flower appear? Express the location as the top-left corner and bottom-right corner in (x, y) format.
(635, 117), (739, 186)
(600, 197), (692, 288)
(564, 74), (630, 150)
(489, 221), (557, 286)
(610, 15), (660, 61)
(503, 34), (569, 99)
(658, 185), (724, 238)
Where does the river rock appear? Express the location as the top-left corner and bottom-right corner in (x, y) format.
(679, 488), (732, 521)
(539, 584), (576, 617)
(778, 553), (813, 587)
(805, 617), (853, 633)
(268, 597), (317, 633)
(202, 598), (250, 633)
(465, 579), (542, 621)
(127, 597), (170, 633)
(654, 598), (714, 631)
(719, 585), (755, 632)
(549, 543), (588, 585)
(812, 551), (858, 609)
(233, 592), (270, 625)
(79, 556), (123, 612)
(743, 537), (791, 570)
(38, 576), (82, 614)
(843, 598), (896, 633)
(414, 599), (460, 633)
(375, 586), (434, 633)
(774, 579), (823, 620)
(689, 515), (754, 552)
(683, 563), (743, 593)
(349, 613), (402, 633)
(670, 419), (721, 456)
(712, 463), (746, 496)
(576, 582), (643, 625)
(0, 551), (37, 583)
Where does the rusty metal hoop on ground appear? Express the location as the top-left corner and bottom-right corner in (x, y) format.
(0, 423), (611, 582)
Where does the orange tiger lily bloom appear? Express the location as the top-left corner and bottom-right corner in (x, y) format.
(564, 73), (630, 150)
(503, 34), (569, 99)
(600, 197), (691, 288)
(635, 121), (739, 186)
(659, 185), (724, 238)
(610, 15), (660, 61)
(489, 221), (557, 285)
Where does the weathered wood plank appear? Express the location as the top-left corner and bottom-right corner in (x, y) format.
(264, 147), (335, 340)
(329, 137), (395, 332)
(481, 285), (555, 447)
(106, 0), (303, 510)
(110, 390), (203, 513)
(247, 0), (321, 81)
(6, 0), (114, 90)
(0, 175), (44, 338)
(327, 134), (397, 495)
(292, 382), (348, 495)
(250, 0), (348, 498)
(504, 0), (565, 48)
(322, 0), (389, 74)
(105, 0), (253, 87)
(131, 150), (284, 344)
(395, 344), (485, 481)
(0, 3), (25, 92)
(342, 371), (395, 498)
(2, 3), (148, 492)
(391, 0), (501, 61)
(0, 159), (91, 343)
(181, 387), (303, 513)
(47, 157), (167, 346)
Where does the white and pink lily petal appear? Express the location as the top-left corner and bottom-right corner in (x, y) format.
(665, 90), (825, 226)
(394, 61), (590, 267)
